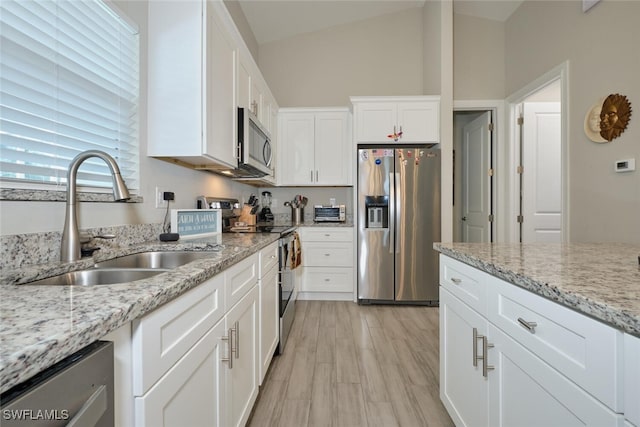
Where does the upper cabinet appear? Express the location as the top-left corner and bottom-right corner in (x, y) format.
(147, 0), (278, 178)
(278, 108), (351, 186)
(351, 96), (440, 144)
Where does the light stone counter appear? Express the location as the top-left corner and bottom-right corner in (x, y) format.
(434, 242), (640, 337)
(0, 232), (280, 394)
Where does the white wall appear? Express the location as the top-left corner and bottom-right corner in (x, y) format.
(257, 7), (426, 107)
(0, 0), (257, 236)
(505, 0), (640, 243)
(454, 13), (506, 100)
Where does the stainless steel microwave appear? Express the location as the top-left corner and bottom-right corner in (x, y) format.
(314, 205), (346, 222)
(237, 107), (272, 177)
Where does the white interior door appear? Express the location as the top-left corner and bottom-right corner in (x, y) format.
(522, 102), (561, 242)
(461, 111), (492, 242)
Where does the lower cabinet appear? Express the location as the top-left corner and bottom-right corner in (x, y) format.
(297, 227), (354, 300)
(258, 247), (280, 384)
(225, 285), (259, 427)
(131, 254), (262, 427)
(134, 319), (227, 427)
(439, 255), (627, 427)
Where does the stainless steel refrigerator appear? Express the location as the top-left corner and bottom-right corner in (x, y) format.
(357, 146), (441, 304)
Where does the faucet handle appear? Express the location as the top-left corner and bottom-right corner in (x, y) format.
(79, 232), (116, 243)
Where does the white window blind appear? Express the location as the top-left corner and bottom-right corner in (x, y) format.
(0, 0), (139, 190)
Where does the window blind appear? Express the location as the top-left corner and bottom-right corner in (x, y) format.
(0, 0), (139, 190)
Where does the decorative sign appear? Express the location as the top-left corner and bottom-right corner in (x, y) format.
(170, 209), (221, 239)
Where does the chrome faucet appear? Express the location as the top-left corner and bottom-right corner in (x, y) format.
(61, 150), (131, 262)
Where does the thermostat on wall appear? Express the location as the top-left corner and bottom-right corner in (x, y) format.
(614, 158), (635, 172)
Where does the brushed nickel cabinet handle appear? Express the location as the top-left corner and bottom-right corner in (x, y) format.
(473, 327), (479, 367)
(221, 328), (233, 369)
(483, 336), (495, 378)
(451, 277), (462, 284)
(234, 320), (240, 359)
(517, 317), (538, 333)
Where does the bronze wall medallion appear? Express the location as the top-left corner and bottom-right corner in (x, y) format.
(599, 93), (632, 142)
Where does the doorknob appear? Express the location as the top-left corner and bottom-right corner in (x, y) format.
(462, 216), (467, 221)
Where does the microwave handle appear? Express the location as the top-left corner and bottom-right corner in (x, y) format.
(263, 139), (273, 168)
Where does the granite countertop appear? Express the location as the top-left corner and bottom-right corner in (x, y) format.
(434, 242), (640, 337)
(0, 232), (280, 394)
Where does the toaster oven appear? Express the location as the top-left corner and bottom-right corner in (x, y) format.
(313, 205), (346, 222)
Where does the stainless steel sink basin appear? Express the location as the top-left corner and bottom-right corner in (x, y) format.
(24, 268), (167, 286)
(94, 251), (216, 269)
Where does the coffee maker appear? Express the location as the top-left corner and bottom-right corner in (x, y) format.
(259, 191), (274, 223)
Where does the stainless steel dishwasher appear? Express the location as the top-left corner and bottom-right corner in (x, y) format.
(1, 341), (114, 427)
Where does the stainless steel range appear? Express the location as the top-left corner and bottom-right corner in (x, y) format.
(197, 196), (296, 353)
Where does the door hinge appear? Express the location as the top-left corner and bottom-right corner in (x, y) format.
(517, 165), (524, 174)
(488, 214), (494, 222)
(517, 215), (524, 223)
(488, 168), (494, 176)
(488, 123), (494, 131)
(517, 116), (524, 126)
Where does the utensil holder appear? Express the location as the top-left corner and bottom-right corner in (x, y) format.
(291, 207), (304, 225)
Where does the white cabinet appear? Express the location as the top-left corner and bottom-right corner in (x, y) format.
(147, 0), (238, 169)
(135, 319), (227, 427)
(297, 227), (354, 299)
(351, 96), (440, 144)
(439, 255), (626, 427)
(440, 287), (490, 427)
(131, 253), (261, 427)
(258, 242), (279, 384)
(278, 108), (351, 186)
(488, 323), (623, 427)
(132, 274), (227, 427)
(225, 285), (259, 427)
(624, 334), (640, 426)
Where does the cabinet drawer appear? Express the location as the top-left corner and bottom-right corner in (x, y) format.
(488, 324), (624, 427)
(298, 227), (353, 242)
(132, 273), (226, 396)
(225, 253), (258, 309)
(259, 241), (279, 278)
(440, 255), (488, 316)
(301, 267), (353, 292)
(488, 277), (623, 411)
(303, 242), (353, 267)
(624, 334), (640, 426)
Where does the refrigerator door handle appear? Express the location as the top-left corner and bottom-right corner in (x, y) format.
(394, 172), (401, 254)
(389, 172), (395, 254)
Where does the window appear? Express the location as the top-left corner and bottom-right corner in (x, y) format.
(0, 0), (139, 191)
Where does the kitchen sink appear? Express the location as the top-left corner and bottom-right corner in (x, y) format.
(94, 251), (217, 269)
(23, 268), (167, 286)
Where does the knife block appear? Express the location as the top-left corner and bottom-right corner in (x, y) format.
(238, 205), (257, 225)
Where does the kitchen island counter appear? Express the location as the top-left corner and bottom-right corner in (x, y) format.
(434, 242), (640, 337)
(0, 232), (279, 394)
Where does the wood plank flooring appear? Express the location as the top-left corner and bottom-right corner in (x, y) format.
(248, 301), (454, 427)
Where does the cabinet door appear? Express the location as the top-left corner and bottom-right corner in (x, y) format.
(314, 112), (350, 185)
(204, 4), (237, 167)
(488, 324), (623, 427)
(135, 319), (227, 427)
(396, 101), (439, 143)
(440, 287), (490, 427)
(226, 285), (259, 427)
(259, 264), (279, 384)
(237, 56), (251, 110)
(278, 113), (315, 185)
(355, 102), (397, 143)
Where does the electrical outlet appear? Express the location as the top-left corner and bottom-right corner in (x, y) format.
(155, 186), (168, 209)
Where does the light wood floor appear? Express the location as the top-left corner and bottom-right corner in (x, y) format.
(248, 300), (454, 427)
